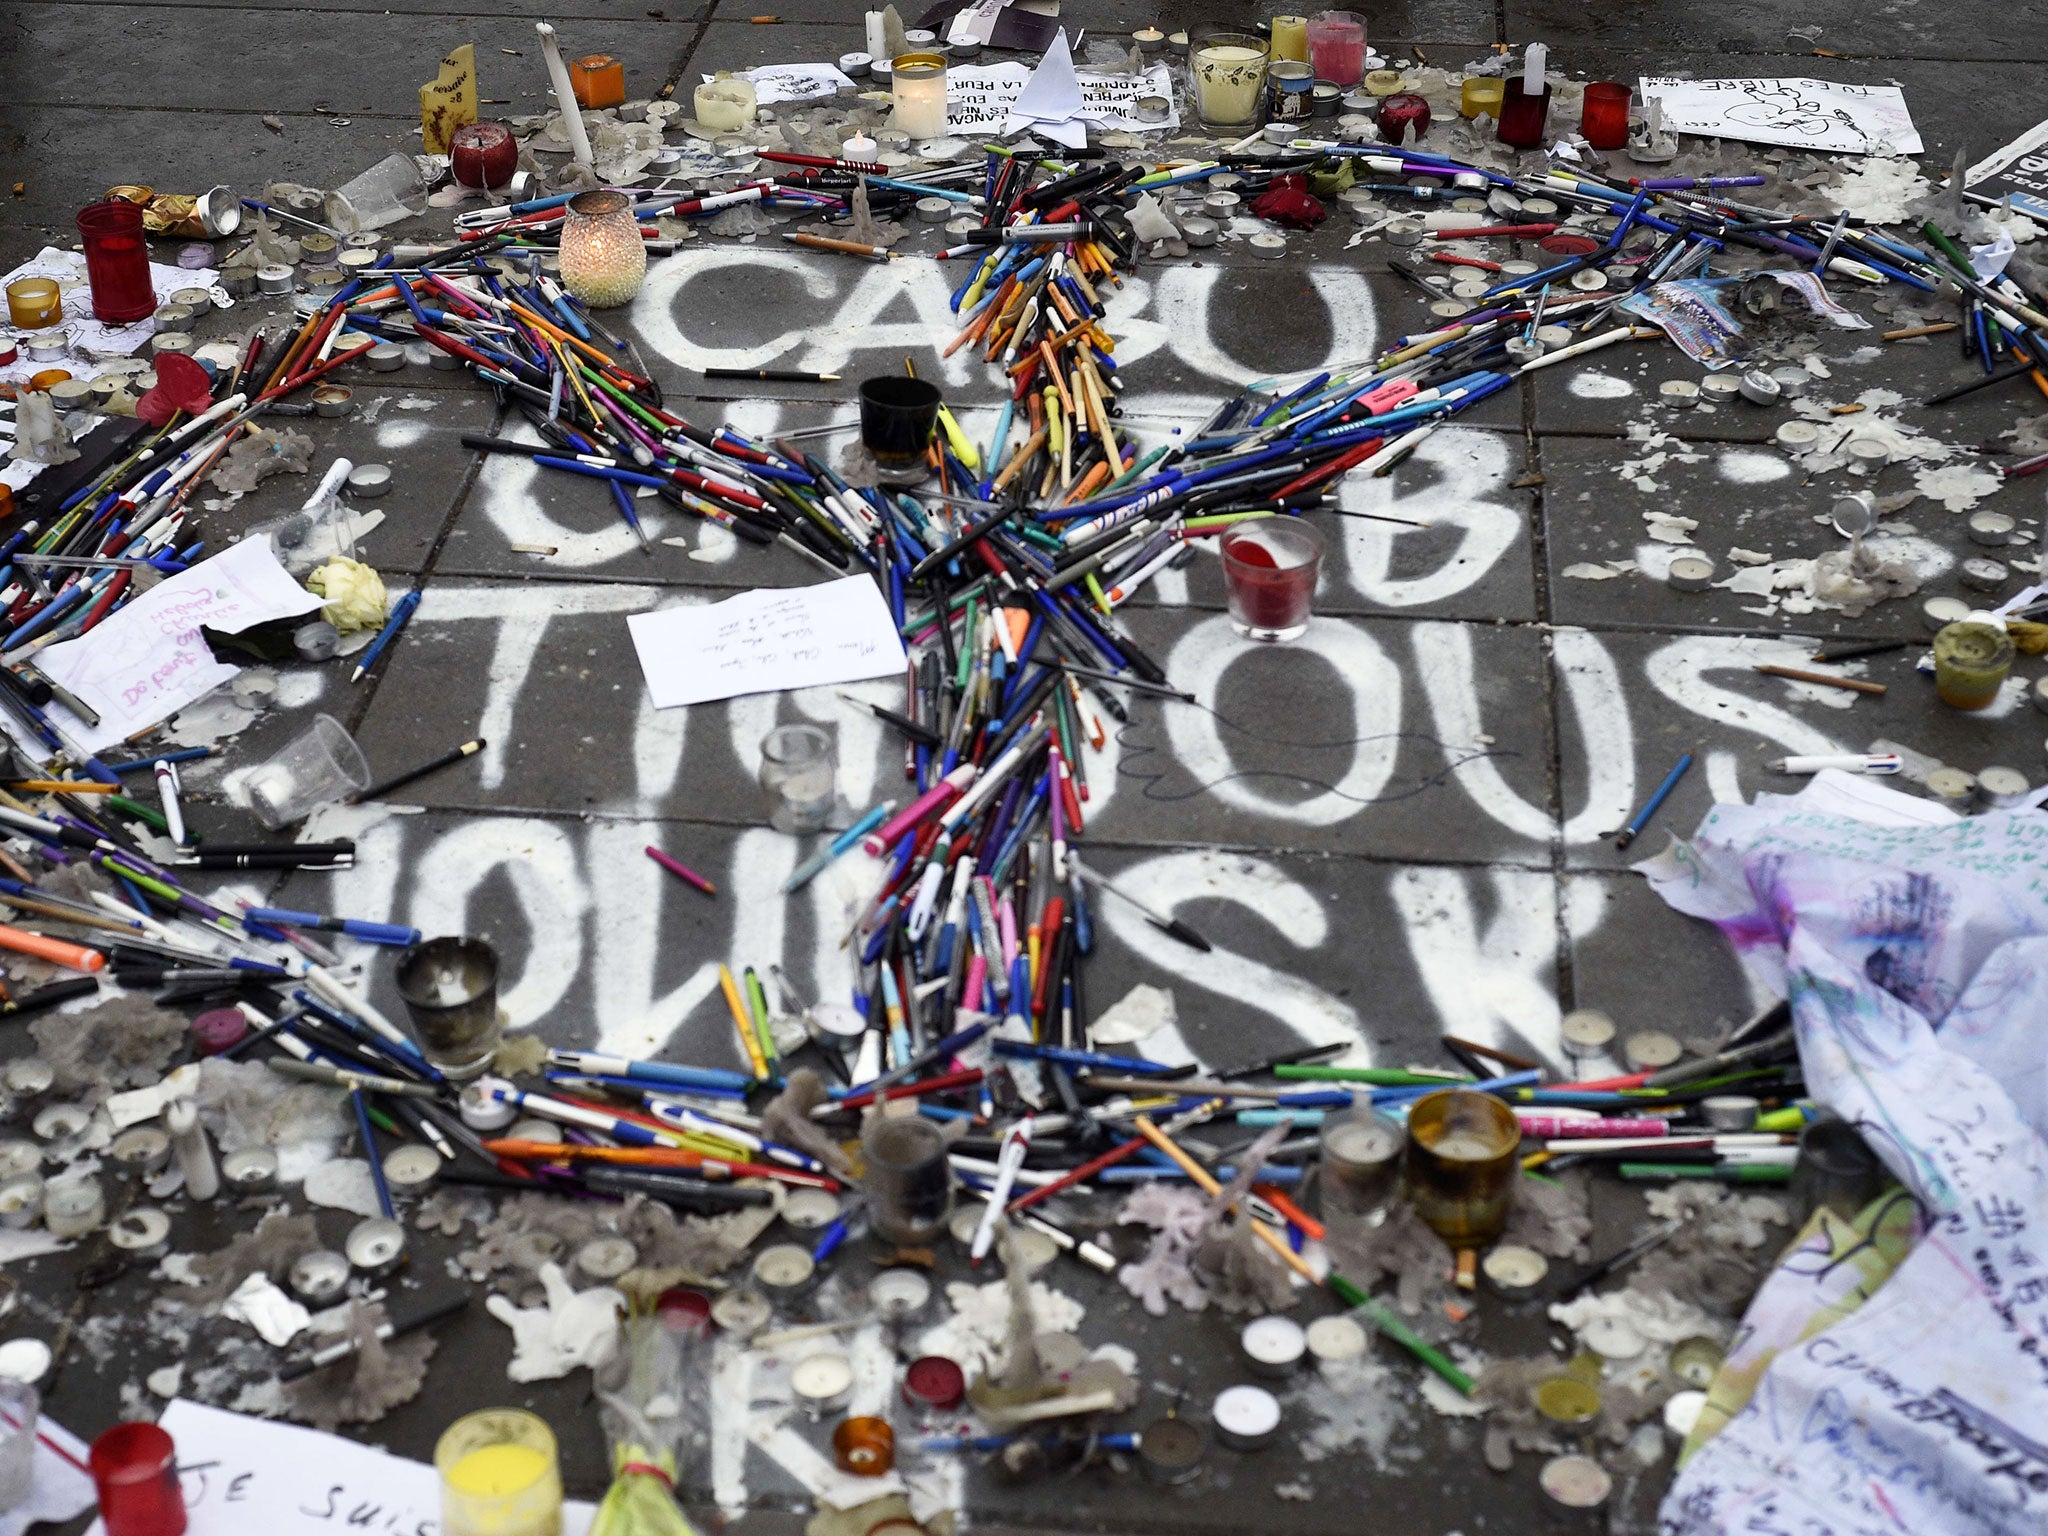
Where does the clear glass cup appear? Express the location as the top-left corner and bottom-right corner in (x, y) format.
(245, 714), (372, 829)
(1789, 1119), (1890, 1224)
(759, 724), (836, 833)
(396, 937), (502, 1080)
(0, 1380), (38, 1512)
(1460, 76), (1505, 119)
(1193, 32), (1270, 132)
(1579, 81), (1632, 150)
(1220, 519), (1325, 641)
(1306, 11), (1367, 87)
(325, 152), (429, 234)
(1932, 620), (2014, 711)
(1318, 1107), (1402, 1220)
(435, 1409), (562, 1536)
(861, 1113), (953, 1245)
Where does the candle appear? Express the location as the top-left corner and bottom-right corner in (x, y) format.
(1378, 91), (1430, 144)
(1579, 81), (1630, 149)
(1932, 621), (2014, 710)
(1193, 32), (1269, 131)
(695, 76), (757, 130)
(890, 52), (949, 139)
(557, 189), (645, 309)
(1268, 14), (1308, 61)
(5, 278), (61, 330)
(437, 1411), (562, 1536)
(1521, 41), (1546, 94)
(1305, 10), (1366, 85)
(1460, 75), (1504, 118)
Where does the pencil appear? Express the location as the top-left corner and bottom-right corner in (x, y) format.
(645, 845), (717, 896)
(719, 963), (768, 1079)
(702, 367), (844, 383)
(348, 738), (484, 805)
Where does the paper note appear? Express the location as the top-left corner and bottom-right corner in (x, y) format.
(947, 60), (1177, 134)
(83, 1400), (594, 1536)
(1638, 76), (1922, 155)
(712, 62), (858, 104)
(32, 538), (324, 752)
(627, 577), (908, 708)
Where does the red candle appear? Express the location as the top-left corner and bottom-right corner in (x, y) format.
(451, 121), (519, 190)
(1378, 92), (1432, 145)
(1221, 521), (1325, 641)
(1495, 80), (1552, 149)
(75, 201), (155, 325)
(90, 1423), (186, 1536)
(1580, 81), (1631, 150)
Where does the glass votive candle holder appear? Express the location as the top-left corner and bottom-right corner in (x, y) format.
(1460, 75), (1504, 120)
(557, 189), (646, 310)
(1579, 81), (1631, 150)
(5, 279), (61, 330)
(0, 1378), (37, 1511)
(436, 1409), (563, 1536)
(1402, 1088), (1521, 1248)
(1220, 518), (1325, 642)
(1496, 78), (1552, 148)
(1305, 10), (1366, 86)
(1378, 91), (1431, 144)
(1193, 32), (1270, 132)
(90, 1422), (185, 1536)
(77, 200), (156, 324)
(1319, 1108), (1403, 1219)
(1932, 620), (2015, 710)
(890, 52), (949, 138)
(861, 1112), (954, 1245)
(759, 724), (836, 833)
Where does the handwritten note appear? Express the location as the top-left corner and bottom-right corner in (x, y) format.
(712, 62), (858, 105)
(33, 538), (323, 752)
(84, 1400), (593, 1536)
(947, 61), (1178, 135)
(1639, 76), (1922, 155)
(627, 577), (907, 708)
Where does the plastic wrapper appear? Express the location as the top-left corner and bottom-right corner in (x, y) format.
(591, 1313), (701, 1536)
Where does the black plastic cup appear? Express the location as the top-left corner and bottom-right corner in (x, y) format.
(859, 376), (942, 471)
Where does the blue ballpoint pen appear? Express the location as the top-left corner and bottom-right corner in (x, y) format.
(351, 588), (422, 683)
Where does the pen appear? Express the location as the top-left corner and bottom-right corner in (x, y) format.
(1613, 752), (1693, 850)
(545, 1050), (755, 1093)
(703, 365), (847, 381)
(1767, 753), (1902, 775)
(351, 588), (422, 683)
(243, 906), (422, 947)
(280, 1292), (469, 1380)
(970, 1118), (1033, 1263)
(784, 800), (895, 893)
(153, 760), (186, 847)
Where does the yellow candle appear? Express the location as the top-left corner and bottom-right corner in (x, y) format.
(438, 1410), (562, 1536)
(1269, 14), (1308, 62)
(1461, 76), (1505, 118)
(1193, 34), (1269, 130)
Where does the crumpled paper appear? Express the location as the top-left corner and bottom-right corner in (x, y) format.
(307, 557), (389, 634)
(487, 1260), (624, 1381)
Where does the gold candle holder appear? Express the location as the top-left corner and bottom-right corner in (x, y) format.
(5, 278), (62, 330)
(558, 190), (646, 310)
(1402, 1088), (1520, 1248)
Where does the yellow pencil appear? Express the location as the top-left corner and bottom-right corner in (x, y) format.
(720, 964), (768, 1079)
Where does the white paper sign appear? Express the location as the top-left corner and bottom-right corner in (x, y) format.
(32, 538), (324, 752)
(84, 1400), (594, 1536)
(713, 62), (858, 104)
(1638, 76), (1922, 155)
(947, 61), (1178, 134)
(627, 577), (907, 708)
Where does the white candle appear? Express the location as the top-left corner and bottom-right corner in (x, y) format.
(891, 53), (949, 139)
(1522, 42), (1546, 95)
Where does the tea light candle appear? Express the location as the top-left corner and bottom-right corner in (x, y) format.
(753, 1242), (815, 1299)
(1240, 1315), (1307, 1377)
(5, 279), (61, 330)
(1540, 1454), (1612, 1509)
(1133, 26), (1165, 51)
(891, 52), (949, 138)
(1480, 1243), (1548, 1299)
(790, 1351), (854, 1414)
(43, 1176), (104, 1238)
(1212, 1384), (1282, 1450)
(1559, 1008), (1616, 1056)
(0, 1174), (43, 1230)
(1304, 1315), (1366, 1366)
(1460, 76), (1504, 118)
(557, 189), (645, 309)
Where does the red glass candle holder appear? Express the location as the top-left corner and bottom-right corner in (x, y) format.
(1580, 81), (1631, 150)
(90, 1423), (185, 1536)
(1378, 91), (1431, 144)
(1221, 519), (1325, 641)
(1495, 80), (1552, 149)
(451, 121), (518, 190)
(76, 202), (155, 325)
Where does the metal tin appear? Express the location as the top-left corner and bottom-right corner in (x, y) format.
(290, 1249), (352, 1305)
(108, 1127), (172, 1177)
(838, 51), (872, 77)
(1622, 1030), (1682, 1070)
(902, 1353), (967, 1411)
(1212, 1384), (1281, 1451)
(428, 346), (464, 372)
(32, 1104), (89, 1143)
(710, 1289), (771, 1338)
(1926, 767), (1978, 807)
(1559, 1008), (1616, 1057)
(1569, 267), (1608, 291)
(1844, 437), (1890, 473)
(0, 1143), (39, 1181)
(0, 1175), (43, 1230)
(1138, 1415), (1204, 1483)
(345, 1217), (407, 1276)
(108, 1206), (171, 1256)
(1134, 94), (1172, 125)
(46, 378), (94, 414)
(344, 463), (392, 498)
(1533, 1373), (1601, 1427)
(1480, 1242), (1548, 1299)
(576, 1235), (638, 1282)
(751, 1242), (815, 1299)
(1, 1059), (51, 1099)
(1247, 232), (1288, 259)
(1540, 1454), (1611, 1509)
(1775, 420), (1820, 450)
(1923, 596), (1972, 632)
(382, 1144), (442, 1197)
(221, 1147), (278, 1193)
(781, 1187), (841, 1230)
(256, 264), (295, 294)
(1240, 1315), (1306, 1378)
(1201, 191), (1241, 219)
(868, 1268), (931, 1318)
(1979, 766), (2032, 808)
(221, 267), (258, 297)
(43, 1176), (104, 1238)
(1304, 1314), (1367, 1366)
(24, 333), (70, 363)
(915, 196), (951, 223)
(1699, 374), (1742, 405)
(1701, 1095), (1759, 1131)
(1737, 369), (1781, 405)
(1429, 299), (1471, 318)
(1960, 557), (2009, 592)
(1768, 365), (1809, 399)
(338, 247), (379, 273)
(300, 234), (339, 269)
(1669, 1334), (1724, 1387)
(313, 385), (355, 419)
(365, 342), (408, 373)
(790, 1351), (854, 1414)
(1969, 511), (2016, 546)
(1666, 555), (1715, 592)
(152, 303), (194, 332)
(150, 333), (195, 357)
(1180, 217), (1220, 248)
(344, 231), (382, 252)
(1384, 220), (1425, 247)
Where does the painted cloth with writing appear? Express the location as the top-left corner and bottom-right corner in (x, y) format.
(1645, 792), (2048, 1536)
